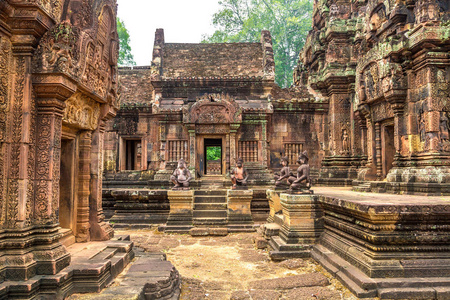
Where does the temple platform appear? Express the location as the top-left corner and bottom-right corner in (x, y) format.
(103, 185), (270, 234)
(264, 187), (450, 299)
(0, 235), (180, 299)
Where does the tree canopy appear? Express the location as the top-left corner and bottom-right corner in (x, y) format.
(206, 146), (222, 161)
(117, 18), (136, 66)
(203, 0), (313, 88)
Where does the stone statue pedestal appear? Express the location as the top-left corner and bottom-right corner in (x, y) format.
(258, 189), (283, 239)
(268, 193), (323, 261)
(227, 189), (254, 232)
(165, 190), (194, 233)
(266, 189), (283, 223)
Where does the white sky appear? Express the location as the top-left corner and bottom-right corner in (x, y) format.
(117, 0), (221, 66)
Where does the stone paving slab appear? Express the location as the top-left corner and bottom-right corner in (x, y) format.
(114, 229), (358, 300)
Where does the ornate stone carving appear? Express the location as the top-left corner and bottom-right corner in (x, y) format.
(63, 92), (100, 130)
(33, 3), (119, 104)
(363, 63), (383, 101)
(369, 4), (387, 32)
(34, 21), (79, 74)
(195, 125), (229, 134)
(183, 94), (242, 124)
(0, 36), (11, 142)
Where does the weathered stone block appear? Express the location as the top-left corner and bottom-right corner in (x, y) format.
(166, 190), (195, 232)
(227, 189), (254, 226)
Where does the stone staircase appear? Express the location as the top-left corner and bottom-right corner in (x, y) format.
(352, 181), (372, 192)
(200, 175), (226, 189)
(193, 190), (228, 227)
(352, 181), (387, 193)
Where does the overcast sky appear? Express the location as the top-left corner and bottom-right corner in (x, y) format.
(117, 0), (221, 66)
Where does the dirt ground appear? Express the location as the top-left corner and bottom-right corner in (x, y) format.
(120, 229), (360, 300)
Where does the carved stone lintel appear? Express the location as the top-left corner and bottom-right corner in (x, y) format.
(63, 92), (100, 130)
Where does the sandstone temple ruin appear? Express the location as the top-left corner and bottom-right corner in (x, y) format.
(0, 0), (450, 299)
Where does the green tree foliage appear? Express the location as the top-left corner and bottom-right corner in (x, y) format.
(203, 0), (313, 87)
(117, 18), (136, 66)
(206, 146), (222, 161)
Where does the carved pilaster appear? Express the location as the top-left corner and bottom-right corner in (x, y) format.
(375, 122), (382, 179)
(33, 75), (76, 226)
(89, 121), (113, 240)
(261, 120), (268, 167)
(188, 128), (195, 169)
(230, 124), (240, 170)
(76, 130), (92, 242)
(392, 104), (404, 157)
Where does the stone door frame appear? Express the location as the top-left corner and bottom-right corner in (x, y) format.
(196, 134), (227, 176)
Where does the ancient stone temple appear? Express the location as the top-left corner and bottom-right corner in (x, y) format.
(295, 0), (450, 192)
(104, 29), (328, 184)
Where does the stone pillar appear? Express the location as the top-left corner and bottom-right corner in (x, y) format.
(230, 124), (239, 170)
(188, 128), (196, 177)
(90, 120), (114, 240)
(268, 193), (323, 260)
(76, 131), (92, 242)
(166, 190), (194, 233)
(392, 104), (404, 155)
(227, 189), (254, 232)
(366, 118), (374, 167)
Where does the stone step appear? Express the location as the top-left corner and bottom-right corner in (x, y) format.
(193, 218), (228, 226)
(67, 251), (181, 300)
(195, 190), (227, 196)
(194, 203), (227, 210)
(194, 195), (227, 203)
(193, 210), (227, 218)
(378, 288), (437, 300)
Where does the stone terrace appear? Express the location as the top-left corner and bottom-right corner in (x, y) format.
(68, 231), (359, 300)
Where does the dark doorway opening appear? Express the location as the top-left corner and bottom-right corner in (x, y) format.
(60, 139), (75, 231)
(382, 124), (395, 178)
(204, 138), (222, 175)
(125, 140), (141, 170)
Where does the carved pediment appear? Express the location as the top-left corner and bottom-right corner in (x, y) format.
(32, 1), (119, 107)
(183, 94), (242, 124)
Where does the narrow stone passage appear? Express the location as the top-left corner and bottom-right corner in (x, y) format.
(122, 229), (361, 300)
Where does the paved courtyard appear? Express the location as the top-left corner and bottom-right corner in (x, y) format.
(118, 229), (360, 300)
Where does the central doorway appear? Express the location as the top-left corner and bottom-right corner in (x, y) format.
(204, 138), (222, 175)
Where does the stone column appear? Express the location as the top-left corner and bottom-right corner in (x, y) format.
(166, 190), (194, 233)
(268, 193), (323, 260)
(76, 130), (92, 242)
(375, 122), (382, 179)
(90, 120), (114, 241)
(227, 189), (254, 231)
(230, 124), (239, 169)
(188, 127), (196, 177)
